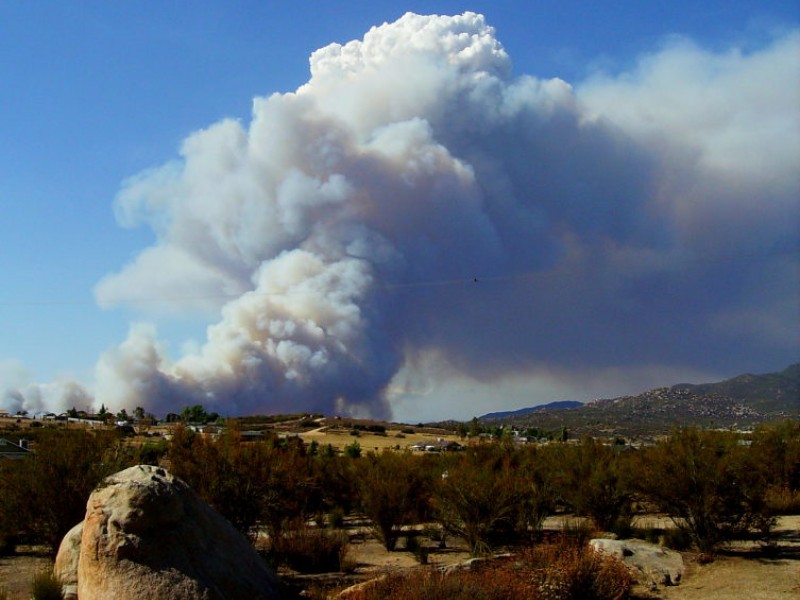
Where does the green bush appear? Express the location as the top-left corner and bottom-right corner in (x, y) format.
(344, 441), (362, 458)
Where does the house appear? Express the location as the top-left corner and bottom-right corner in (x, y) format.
(0, 438), (32, 460)
(410, 439), (464, 452)
(187, 424), (223, 439)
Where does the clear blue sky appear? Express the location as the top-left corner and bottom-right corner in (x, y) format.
(1, 1), (798, 420)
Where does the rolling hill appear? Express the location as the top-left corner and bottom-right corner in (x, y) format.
(479, 363), (799, 437)
(480, 400), (583, 420)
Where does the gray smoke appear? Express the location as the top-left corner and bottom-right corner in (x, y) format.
(4, 13), (799, 418)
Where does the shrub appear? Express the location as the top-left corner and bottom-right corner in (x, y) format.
(609, 516), (634, 540)
(267, 524), (351, 573)
(404, 534), (430, 565)
(560, 518), (597, 547)
(327, 506), (346, 529)
(345, 567), (531, 600)
(638, 525), (664, 546)
(136, 439), (168, 465)
(423, 524), (448, 548)
(342, 538), (631, 600)
(527, 538), (633, 600)
(30, 571), (63, 600)
(765, 486), (800, 515)
(660, 527), (693, 551)
(344, 441), (362, 458)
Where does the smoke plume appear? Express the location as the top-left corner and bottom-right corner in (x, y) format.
(4, 13), (799, 418)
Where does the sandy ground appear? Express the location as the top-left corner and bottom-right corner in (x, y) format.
(657, 553), (799, 600)
(340, 516), (800, 600)
(653, 516), (800, 600)
(2, 517), (797, 599)
(0, 547), (52, 600)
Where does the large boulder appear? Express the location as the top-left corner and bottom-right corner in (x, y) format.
(590, 538), (684, 586)
(57, 464), (282, 600)
(54, 521), (82, 599)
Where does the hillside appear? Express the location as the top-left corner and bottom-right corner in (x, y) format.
(482, 363), (800, 437)
(480, 400), (583, 420)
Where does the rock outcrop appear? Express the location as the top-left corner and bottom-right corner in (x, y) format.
(55, 465), (282, 600)
(590, 538), (684, 586)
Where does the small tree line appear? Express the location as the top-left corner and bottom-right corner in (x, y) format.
(0, 421), (797, 560)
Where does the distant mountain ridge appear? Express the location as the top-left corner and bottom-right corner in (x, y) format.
(480, 363), (799, 436)
(481, 400), (583, 420)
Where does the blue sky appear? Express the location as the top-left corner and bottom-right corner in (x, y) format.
(1, 1), (798, 420)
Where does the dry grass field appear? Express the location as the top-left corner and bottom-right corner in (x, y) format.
(298, 425), (462, 452)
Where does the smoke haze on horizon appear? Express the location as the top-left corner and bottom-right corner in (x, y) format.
(3, 12), (799, 420)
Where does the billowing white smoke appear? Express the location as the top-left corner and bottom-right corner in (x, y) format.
(1, 360), (92, 415)
(4, 13), (799, 417)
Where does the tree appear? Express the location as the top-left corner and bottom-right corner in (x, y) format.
(469, 417), (481, 438)
(750, 420), (800, 500)
(179, 404), (209, 424)
(355, 451), (432, 551)
(634, 428), (774, 552)
(167, 426), (266, 539)
(517, 446), (557, 536)
(434, 446), (526, 554)
(167, 428), (319, 542)
(550, 438), (633, 532)
(344, 441), (361, 458)
(0, 429), (130, 555)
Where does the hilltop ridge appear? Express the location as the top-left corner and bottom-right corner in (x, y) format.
(478, 363), (799, 436)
